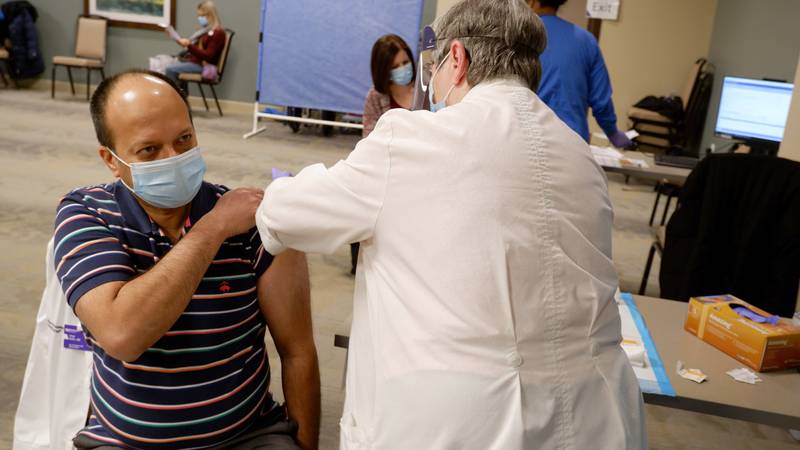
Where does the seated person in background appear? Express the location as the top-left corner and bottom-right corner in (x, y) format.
(56, 69), (319, 450)
(528, 0), (632, 148)
(165, 1), (225, 88)
(353, 34), (416, 274)
(362, 34), (416, 138)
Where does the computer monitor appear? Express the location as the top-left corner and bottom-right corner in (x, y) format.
(714, 76), (793, 155)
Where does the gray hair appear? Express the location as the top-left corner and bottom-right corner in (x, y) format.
(432, 0), (547, 91)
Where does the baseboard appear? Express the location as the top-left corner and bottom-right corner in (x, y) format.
(28, 78), (254, 116)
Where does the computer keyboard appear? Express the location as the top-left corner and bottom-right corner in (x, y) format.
(654, 154), (699, 169)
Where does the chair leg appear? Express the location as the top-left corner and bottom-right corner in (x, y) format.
(86, 68), (91, 101)
(0, 64), (8, 87)
(51, 65), (57, 98)
(100, 68), (106, 80)
(639, 243), (657, 295)
(649, 184), (662, 226)
(66, 67), (75, 95)
(661, 193), (674, 226)
(197, 83), (209, 111)
(210, 84), (222, 116)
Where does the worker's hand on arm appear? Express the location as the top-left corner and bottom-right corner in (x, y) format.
(258, 250), (320, 450)
(74, 188), (263, 362)
(178, 38), (191, 48)
(607, 129), (634, 149)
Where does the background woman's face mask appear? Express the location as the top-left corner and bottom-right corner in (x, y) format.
(390, 63), (414, 86)
(111, 147), (207, 209)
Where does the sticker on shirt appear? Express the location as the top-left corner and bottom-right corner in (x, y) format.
(63, 324), (92, 352)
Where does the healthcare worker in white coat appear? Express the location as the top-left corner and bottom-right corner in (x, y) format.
(256, 0), (646, 448)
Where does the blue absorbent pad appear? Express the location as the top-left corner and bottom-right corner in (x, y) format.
(621, 292), (676, 397)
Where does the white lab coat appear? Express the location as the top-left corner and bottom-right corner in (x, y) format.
(256, 78), (646, 450)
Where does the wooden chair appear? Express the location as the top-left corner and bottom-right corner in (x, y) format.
(51, 15), (107, 100)
(178, 29), (234, 116)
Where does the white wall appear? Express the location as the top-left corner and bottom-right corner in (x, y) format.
(778, 54), (800, 162)
(594, 0), (718, 137)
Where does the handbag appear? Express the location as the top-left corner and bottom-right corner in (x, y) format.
(201, 63), (218, 81)
(13, 238), (93, 450)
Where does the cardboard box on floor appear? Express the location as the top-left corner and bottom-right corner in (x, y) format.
(684, 295), (800, 372)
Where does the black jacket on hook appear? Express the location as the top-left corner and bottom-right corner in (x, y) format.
(1, 0), (44, 79)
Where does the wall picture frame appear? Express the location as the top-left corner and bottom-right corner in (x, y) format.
(84, 0), (176, 30)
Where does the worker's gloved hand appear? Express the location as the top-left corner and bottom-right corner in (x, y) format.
(271, 168), (292, 179)
(607, 129), (634, 149)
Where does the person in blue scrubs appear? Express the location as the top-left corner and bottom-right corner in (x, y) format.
(530, 0), (632, 148)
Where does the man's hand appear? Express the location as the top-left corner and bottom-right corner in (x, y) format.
(203, 188), (264, 238)
(608, 129), (634, 149)
(178, 38), (191, 47)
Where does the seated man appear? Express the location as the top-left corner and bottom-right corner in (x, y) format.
(53, 69), (319, 450)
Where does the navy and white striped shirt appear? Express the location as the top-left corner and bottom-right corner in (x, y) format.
(53, 181), (284, 449)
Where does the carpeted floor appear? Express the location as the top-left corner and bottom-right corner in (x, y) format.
(0, 86), (797, 449)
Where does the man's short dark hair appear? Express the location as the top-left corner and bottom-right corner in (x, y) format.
(370, 34), (416, 96)
(89, 69), (192, 149)
(539, 0), (567, 9)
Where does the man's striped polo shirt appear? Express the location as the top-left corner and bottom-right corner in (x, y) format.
(53, 180), (284, 449)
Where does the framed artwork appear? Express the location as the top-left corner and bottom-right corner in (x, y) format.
(83, 0), (176, 30)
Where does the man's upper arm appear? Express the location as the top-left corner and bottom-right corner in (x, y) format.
(256, 249), (313, 357)
(587, 37), (617, 133)
(53, 196), (135, 314)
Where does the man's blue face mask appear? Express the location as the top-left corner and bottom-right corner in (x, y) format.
(428, 52), (455, 113)
(110, 147), (207, 209)
(198, 15), (209, 27)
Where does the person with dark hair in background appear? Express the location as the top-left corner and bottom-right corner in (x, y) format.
(529, 0), (633, 148)
(362, 34), (416, 138)
(349, 34), (416, 275)
(55, 69), (320, 450)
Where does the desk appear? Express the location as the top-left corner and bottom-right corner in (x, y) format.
(601, 151), (691, 185)
(634, 295), (800, 429)
(334, 296), (800, 429)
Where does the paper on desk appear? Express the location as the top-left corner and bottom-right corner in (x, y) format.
(676, 360), (707, 383)
(590, 145), (650, 169)
(591, 129), (639, 142)
(727, 367), (762, 384)
(159, 23), (182, 41)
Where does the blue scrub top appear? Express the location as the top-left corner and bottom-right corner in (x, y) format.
(537, 15), (618, 142)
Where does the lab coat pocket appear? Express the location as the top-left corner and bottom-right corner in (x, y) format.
(339, 414), (370, 450)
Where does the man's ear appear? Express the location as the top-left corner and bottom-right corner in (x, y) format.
(450, 40), (470, 88)
(99, 146), (122, 179)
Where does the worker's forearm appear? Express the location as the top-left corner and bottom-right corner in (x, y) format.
(110, 216), (226, 356)
(282, 351), (321, 450)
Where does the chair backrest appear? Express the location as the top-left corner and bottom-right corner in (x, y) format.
(75, 15), (107, 61)
(680, 59), (706, 111)
(660, 154), (800, 317)
(215, 29), (235, 80)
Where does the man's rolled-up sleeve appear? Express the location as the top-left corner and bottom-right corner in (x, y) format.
(256, 115), (393, 255)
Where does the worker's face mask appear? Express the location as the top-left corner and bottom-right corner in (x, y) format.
(110, 146), (207, 209)
(198, 15), (209, 27)
(390, 63), (414, 86)
(428, 52), (455, 113)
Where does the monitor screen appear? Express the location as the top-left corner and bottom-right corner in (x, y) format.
(714, 76), (794, 143)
